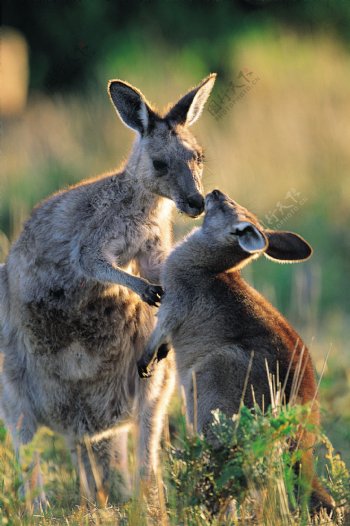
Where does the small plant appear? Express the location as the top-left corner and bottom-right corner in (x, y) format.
(166, 404), (349, 525)
(0, 422), (26, 525)
(321, 436), (350, 510)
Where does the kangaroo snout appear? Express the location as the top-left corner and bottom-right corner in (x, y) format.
(206, 188), (239, 206)
(205, 189), (227, 210)
(207, 189), (225, 201)
(187, 193), (205, 217)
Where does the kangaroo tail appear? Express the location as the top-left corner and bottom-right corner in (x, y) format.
(298, 435), (335, 514)
(310, 476), (335, 513)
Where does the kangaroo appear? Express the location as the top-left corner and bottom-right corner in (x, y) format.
(138, 189), (334, 512)
(0, 74), (216, 503)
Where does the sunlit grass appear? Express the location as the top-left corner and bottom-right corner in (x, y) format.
(1, 398), (349, 525)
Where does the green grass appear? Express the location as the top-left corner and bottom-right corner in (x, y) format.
(1, 400), (349, 525)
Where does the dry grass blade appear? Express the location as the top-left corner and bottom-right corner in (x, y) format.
(192, 370), (198, 435)
(180, 384), (192, 436)
(84, 437), (108, 508)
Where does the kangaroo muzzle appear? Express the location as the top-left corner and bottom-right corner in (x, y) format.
(187, 193), (205, 217)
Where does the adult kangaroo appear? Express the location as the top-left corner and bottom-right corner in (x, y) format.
(0, 74), (216, 503)
(138, 189), (334, 513)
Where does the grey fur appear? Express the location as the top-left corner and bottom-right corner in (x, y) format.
(138, 189), (334, 511)
(0, 75), (216, 500)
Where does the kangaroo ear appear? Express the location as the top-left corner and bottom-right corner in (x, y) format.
(264, 230), (313, 263)
(108, 80), (155, 135)
(166, 73), (217, 126)
(234, 222), (267, 254)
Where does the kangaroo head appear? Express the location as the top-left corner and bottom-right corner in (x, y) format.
(108, 74), (216, 217)
(203, 189), (312, 270)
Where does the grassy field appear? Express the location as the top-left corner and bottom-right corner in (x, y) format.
(1, 31), (350, 524)
(1, 397), (349, 525)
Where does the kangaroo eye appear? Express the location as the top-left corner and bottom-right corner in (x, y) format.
(153, 159), (168, 173)
(196, 152), (205, 164)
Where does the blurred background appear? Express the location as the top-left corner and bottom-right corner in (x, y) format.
(1, 0), (350, 465)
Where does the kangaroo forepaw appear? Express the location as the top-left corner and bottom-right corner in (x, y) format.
(141, 284), (164, 307)
(137, 344), (170, 379)
(137, 358), (154, 379)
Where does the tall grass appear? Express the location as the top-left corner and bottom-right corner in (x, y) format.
(1, 394), (349, 525)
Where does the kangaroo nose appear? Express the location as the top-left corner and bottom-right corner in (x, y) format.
(187, 194), (205, 215)
(211, 189), (223, 199)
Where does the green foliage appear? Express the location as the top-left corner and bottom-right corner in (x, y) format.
(166, 405), (349, 524)
(3, 0), (350, 92)
(322, 436), (350, 510)
(1, 403), (349, 524)
(0, 423), (24, 526)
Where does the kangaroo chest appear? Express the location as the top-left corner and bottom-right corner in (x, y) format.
(103, 200), (165, 265)
(23, 284), (154, 375)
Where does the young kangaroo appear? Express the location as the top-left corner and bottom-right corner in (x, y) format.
(0, 74), (216, 503)
(138, 189), (334, 512)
